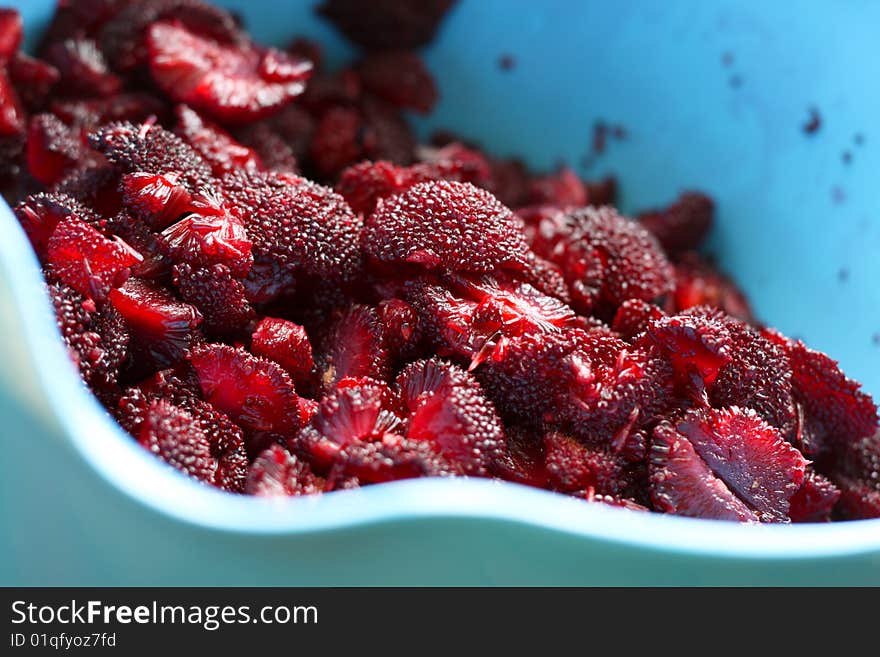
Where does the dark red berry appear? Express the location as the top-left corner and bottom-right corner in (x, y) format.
(317, 0), (456, 51)
(174, 104), (263, 176)
(357, 50), (438, 114)
(246, 445), (323, 496)
(637, 192), (714, 256)
(251, 317), (315, 388)
(26, 113), (82, 186)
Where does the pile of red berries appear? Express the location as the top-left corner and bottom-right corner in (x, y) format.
(2, 1), (877, 521)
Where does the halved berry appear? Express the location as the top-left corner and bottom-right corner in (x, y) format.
(147, 21), (312, 124)
(106, 211), (172, 279)
(317, 305), (390, 391)
(53, 93), (169, 134)
(174, 104), (263, 176)
(612, 298), (665, 342)
(397, 358), (506, 476)
(119, 172), (193, 230)
(365, 180), (529, 274)
(0, 8), (23, 60)
(26, 113), (82, 186)
(53, 164), (123, 218)
(672, 407), (806, 521)
(360, 95), (416, 164)
(221, 169), (363, 282)
(89, 121), (215, 194)
(357, 50), (437, 114)
(671, 253), (753, 323)
(407, 274), (578, 369)
(109, 277), (202, 368)
(46, 217), (142, 302)
(98, 0), (243, 73)
(336, 159), (413, 216)
(298, 378), (402, 468)
(650, 420), (758, 522)
(788, 469), (840, 523)
(317, 0), (456, 51)
(172, 262), (254, 335)
(189, 343), (300, 436)
(43, 37), (121, 97)
(159, 200), (253, 277)
(138, 398), (247, 492)
(251, 317), (315, 388)
(246, 444), (323, 496)
(14, 192), (99, 257)
(532, 205), (674, 316)
(637, 191), (714, 256)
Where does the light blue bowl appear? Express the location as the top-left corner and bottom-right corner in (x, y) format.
(2, 0), (879, 585)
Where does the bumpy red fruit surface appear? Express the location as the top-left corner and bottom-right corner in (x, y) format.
(138, 398), (247, 492)
(531, 205), (674, 315)
(221, 169), (362, 282)
(246, 445), (323, 496)
(147, 21), (312, 124)
(832, 431), (880, 519)
(365, 180), (529, 274)
(397, 358), (505, 475)
(172, 262), (253, 334)
(189, 343), (300, 435)
(612, 298), (665, 342)
(788, 469), (840, 523)
(89, 121), (215, 193)
(671, 253), (753, 322)
(14, 193), (99, 256)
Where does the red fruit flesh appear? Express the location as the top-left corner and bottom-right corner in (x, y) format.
(189, 343), (300, 435)
(159, 202), (253, 277)
(44, 37), (121, 97)
(650, 420), (759, 522)
(788, 470), (840, 523)
(119, 172), (194, 229)
(174, 104), (263, 176)
(26, 114), (82, 186)
(47, 217), (142, 302)
(251, 317), (315, 387)
(317, 305), (390, 390)
(147, 21), (311, 124)
(109, 278), (202, 368)
(671, 407), (806, 521)
(0, 68), (25, 137)
(398, 358), (506, 475)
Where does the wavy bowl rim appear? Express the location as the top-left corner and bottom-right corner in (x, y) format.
(2, 198), (880, 561)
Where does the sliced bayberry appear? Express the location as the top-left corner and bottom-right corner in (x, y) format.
(26, 113), (82, 186)
(671, 252), (753, 323)
(650, 420), (758, 522)
(109, 278), (202, 368)
(251, 317), (315, 388)
(612, 298), (665, 342)
(147, 21), (311, 124)
(189, 343), (300, 436)
(531, 205), (674, 316)
(316, 305), (390, 390)
(221, 169), (362, 282)
(14, 192), (98, 257)
(89, 121), (215, 194)
(44, 37), (121, 97)
(397, 358), (506, 476)
(46, 217), (141, 302)
(8, 53), (60, 113)
(789, 469), (840, 523)
(119, 171), (193, 230)
(174, 104), (263, 176)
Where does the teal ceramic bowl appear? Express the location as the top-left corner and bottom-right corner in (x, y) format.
(2, 0), (879, 585)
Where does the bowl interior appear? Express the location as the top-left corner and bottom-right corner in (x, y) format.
(3, 0), (880, 554)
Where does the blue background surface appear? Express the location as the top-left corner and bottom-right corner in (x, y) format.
(2, 0), (879, 585)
